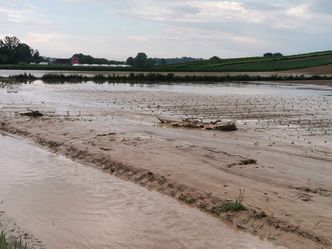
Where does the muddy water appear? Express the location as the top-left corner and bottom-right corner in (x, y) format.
(2, 80), (332, 97)
(0, 134), (283, 249)
(0, 69), (104, 78)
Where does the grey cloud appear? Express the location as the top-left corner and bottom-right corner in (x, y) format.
(173, 5), (200, 15)
(2, 0), (331, 59)
(310, 0), (332, 14)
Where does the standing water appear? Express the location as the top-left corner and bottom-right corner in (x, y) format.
(0, 134), (283, 249)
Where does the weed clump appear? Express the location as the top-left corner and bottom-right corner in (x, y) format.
(0, 232), (29, 249)
(211, 189), (246, 214)
(215, 121), (238, 131)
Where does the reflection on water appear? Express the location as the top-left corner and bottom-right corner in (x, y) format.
(0, 134), (283, 249)
(1, 79), (332, 97)
(0, 69), (97, 78)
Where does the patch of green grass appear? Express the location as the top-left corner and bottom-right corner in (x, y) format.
(0, 232), (29, 249)
(211, 189), (247, 214)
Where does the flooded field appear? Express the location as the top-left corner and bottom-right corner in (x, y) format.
(1, 81), (332, 147)
(0, 134), (282, 249)
(0, 80), (331, 249)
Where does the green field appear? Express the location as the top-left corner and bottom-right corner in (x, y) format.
(0, 51), (332, 72)
(156, 51), (332, 72)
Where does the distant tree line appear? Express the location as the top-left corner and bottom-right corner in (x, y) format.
(263, 52), (283, 58)
(0, 36), (42, 64)
(126, 53), (203, 67)
(126, 53), (155, 67)
(153, 57), (203, 65)
(73, 53), (124, 65)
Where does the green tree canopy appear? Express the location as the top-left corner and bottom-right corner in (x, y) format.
(15, 43), (33, 63)
(126, 52), (155, 67)
(0, 36), (42, 64)
(209, 56), (221, 62)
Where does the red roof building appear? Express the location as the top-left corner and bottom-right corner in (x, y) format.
(71, 56), (79, 65)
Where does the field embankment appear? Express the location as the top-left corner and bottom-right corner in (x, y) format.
(284, 64), (332, 75)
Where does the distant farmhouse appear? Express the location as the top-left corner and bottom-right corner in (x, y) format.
(49, 56), (79, 65)
(71, 56), (79, 65)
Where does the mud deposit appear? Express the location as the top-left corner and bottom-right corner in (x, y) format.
(0, 134), (284, 249)
(0, 81), (332, 249)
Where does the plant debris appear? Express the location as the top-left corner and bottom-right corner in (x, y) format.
(157, 117), (238, 131)
(239, 159), (257, 165)
(20, 110), (44, 118)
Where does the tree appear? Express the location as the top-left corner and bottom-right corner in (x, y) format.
(264, 52), (283, 58)
(0, 54), (8, 64)
(274, 52), (283, 57)
(126, 53), (155, 67)
(0, 36), (37, 64)
(72, 53), (122, 65)
(263, 53), (273, 58)
(126, 57), (135, 66)
(0, 44), (9, 64)
(145, 58), (155, 67)
(32, 49), (42, 63)
(2, 36), (20, 51)
(210, 56), (221, 62)
(135, 52), (148, 67)
(0, 37), (13, 63)
(15, 43), (33, 63)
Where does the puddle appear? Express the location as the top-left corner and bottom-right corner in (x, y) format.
(0, 134), (283, 249)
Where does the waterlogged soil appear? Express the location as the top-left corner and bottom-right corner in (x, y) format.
(0, 81), (332, 249)
(0, 134), (284, 249)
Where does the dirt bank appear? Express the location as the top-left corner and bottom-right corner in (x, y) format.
(0, 83), (331, 249)
(285, 64), (332, 75)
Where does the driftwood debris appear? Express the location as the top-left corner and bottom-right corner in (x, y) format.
(20, 109), (44, 117)
(157, 116), (238, 131)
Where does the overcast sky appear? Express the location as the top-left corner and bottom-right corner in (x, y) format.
(0, 0), (331, 60)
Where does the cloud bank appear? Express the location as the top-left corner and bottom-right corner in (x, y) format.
(0, 0), (331, 59)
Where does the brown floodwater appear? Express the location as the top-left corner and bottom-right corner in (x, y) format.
(1, 80), (331, 147)
(0, 134), (284, 249)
